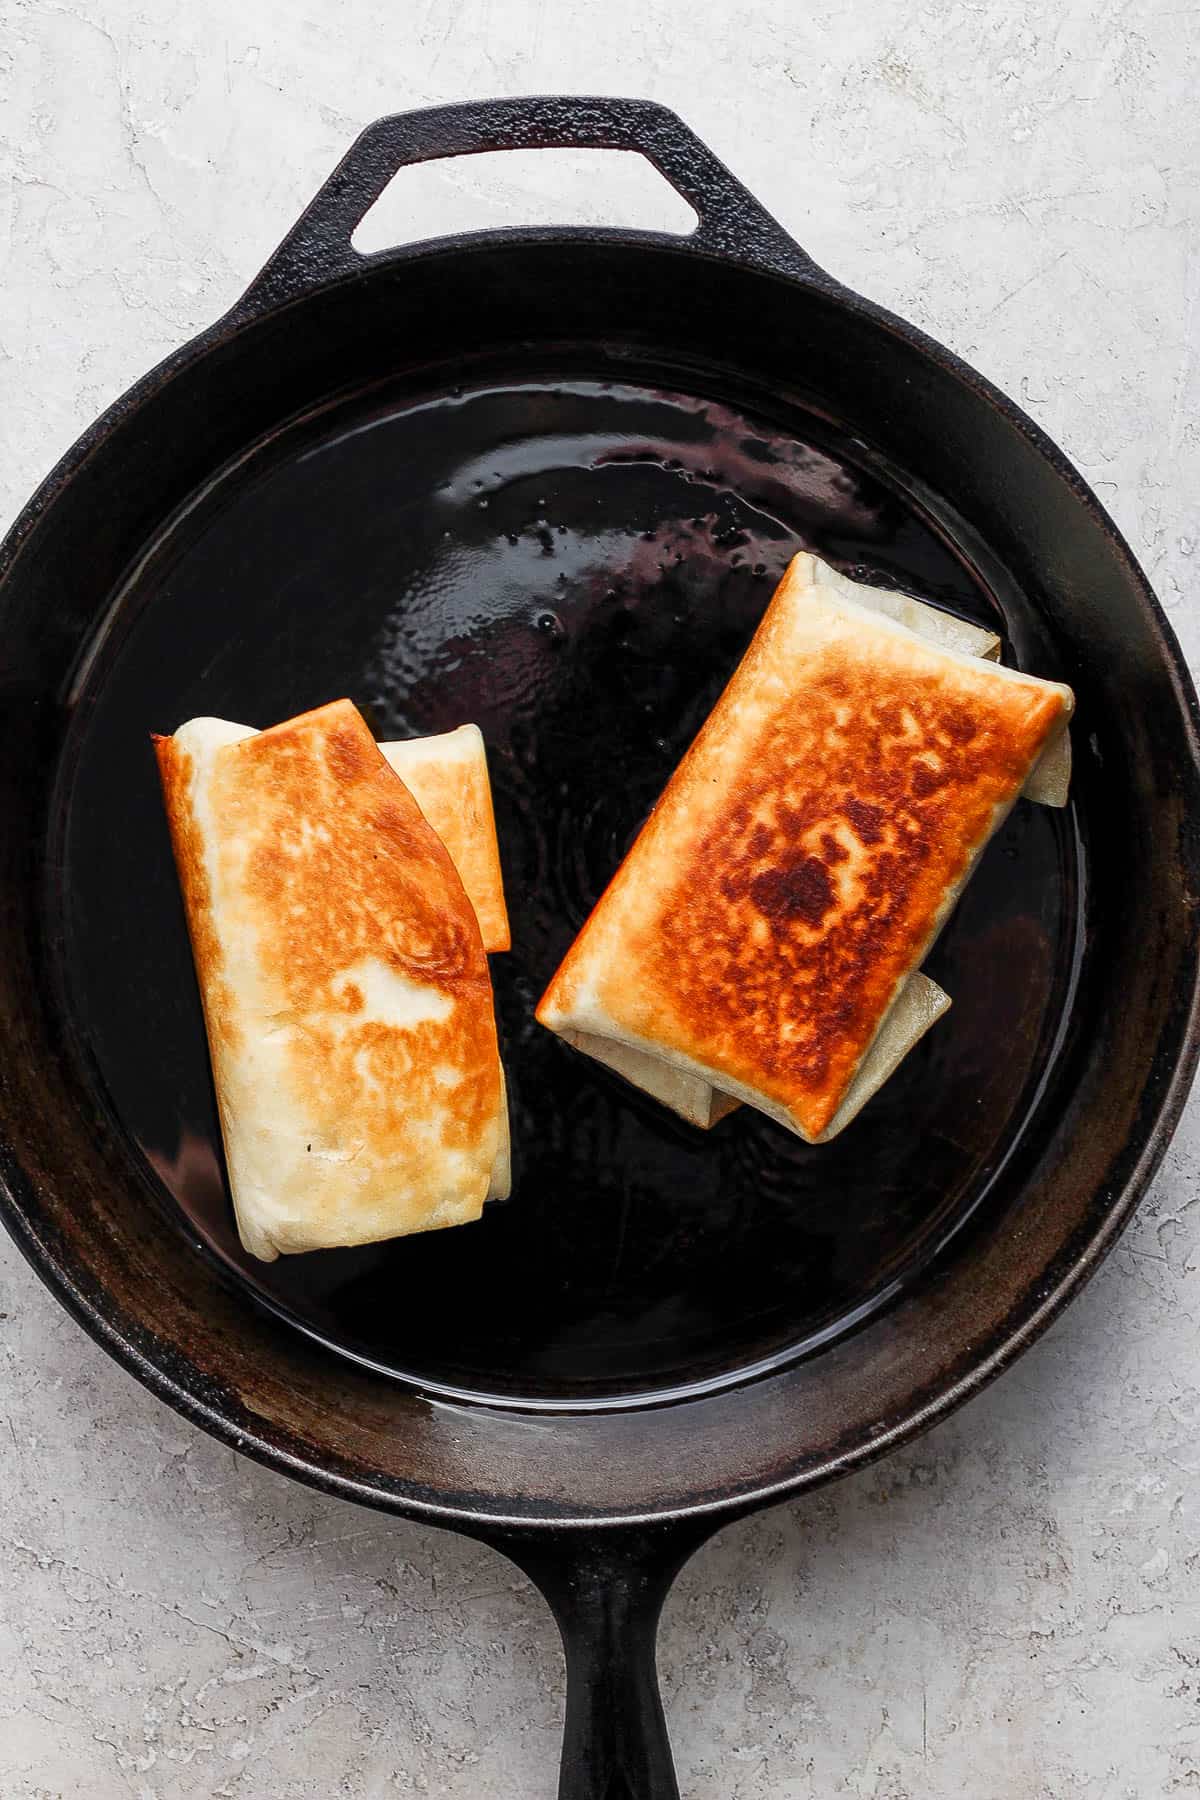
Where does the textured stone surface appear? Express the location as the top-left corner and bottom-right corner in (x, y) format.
(2, 0), (1199, 1793)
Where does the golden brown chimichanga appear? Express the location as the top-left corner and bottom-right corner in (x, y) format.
(537, 554), (1074, 1143)
(155, 700), (508, 1260)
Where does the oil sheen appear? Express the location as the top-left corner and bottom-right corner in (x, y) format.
(58, 372), (1080, 1408)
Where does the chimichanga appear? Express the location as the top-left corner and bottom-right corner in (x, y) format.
(155, 700), (508, 1260)
(537, 553), (1074, 1144)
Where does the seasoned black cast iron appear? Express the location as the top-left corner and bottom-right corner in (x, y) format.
(2, 98), (1198, 1799)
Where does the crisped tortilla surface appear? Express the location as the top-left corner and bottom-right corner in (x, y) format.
(380, 726), (510, 953)
(538, 555), (1073, 1142)
(156, 700), (504, 1259)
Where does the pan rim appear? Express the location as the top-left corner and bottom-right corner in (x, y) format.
(3, 229), (1199, 1528)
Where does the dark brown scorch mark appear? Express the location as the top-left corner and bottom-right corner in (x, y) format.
(748, 857), (836, 928)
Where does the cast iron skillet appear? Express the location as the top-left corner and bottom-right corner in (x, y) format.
(2, 97), (1199, 1798)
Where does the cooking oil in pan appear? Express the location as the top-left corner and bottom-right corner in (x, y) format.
(57, 372), (1082, 1409)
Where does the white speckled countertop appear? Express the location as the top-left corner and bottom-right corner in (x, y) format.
(2, 2), (1199, 1794)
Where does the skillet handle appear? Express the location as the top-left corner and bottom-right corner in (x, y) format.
(491, 1520), (717, 1800)
(236, 95), (823, 314)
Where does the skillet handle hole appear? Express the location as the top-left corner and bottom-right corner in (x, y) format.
(350, 147), (700, 254)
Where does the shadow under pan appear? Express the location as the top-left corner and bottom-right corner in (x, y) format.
(52, 369), (1083, 1409)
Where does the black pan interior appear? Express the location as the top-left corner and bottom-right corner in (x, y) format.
(52, 364), (1083, 1409)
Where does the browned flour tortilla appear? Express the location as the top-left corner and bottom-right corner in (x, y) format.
(380, 726), (510, 953)
(537, 554), (1074, 1143)
(189, 721), (511, 955)
(154, 700), (508, 1261)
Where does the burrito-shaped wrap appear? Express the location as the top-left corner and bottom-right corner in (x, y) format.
(537, 553), (1074, 1144)
(573, 558), (1070, 1133)
(380, 726), (510, 952)
(154, 700), (507, 1260)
